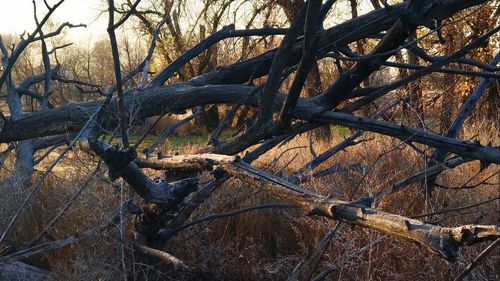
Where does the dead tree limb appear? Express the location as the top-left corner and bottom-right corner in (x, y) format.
(3, 85), (498, 163)
(0, 213), (119, 264)
(221, 160), (499, 262)
(150, 26), (288, 87)
(279, 0), (322, 126)
(134, 153), (500, 262)
(423, 53), (500, 195)
(108, 0), (130, 148)
(315, 112), (500, 164)
(89, 139), (198, 207)
(133, 232), (188, 270)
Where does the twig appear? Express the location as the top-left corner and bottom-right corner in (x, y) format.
(0, 213), (119, 263)
(134, 239), (188, 270)
(25, 164), (103, 247)
(113, 0), (141, 29)
(453, 238), (500, 281)
(411, 196), (500, 219)
(344, 25), (500, 112)
(300, 95), (408, 173)
(173, 202), (296, 233)
(0, 96), (112, 246)
(209, 85), (264, 146)
(156, 175), (230, 242)
(311, 236), (388, 281)
(0, 0), (66, 89)
(143, 107), (204, 155)
(150, 26), (288, 87)
(435, 171), (499, 190)
(32, 143), (65, 166)
(107, 0), (129, 149)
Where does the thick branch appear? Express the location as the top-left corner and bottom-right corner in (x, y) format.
(220, 160), (499, 262)
(150, 26), (288, 87)
(315, 112), (500, 164)
(1, 84), (499, 163)
(188, 0), (486, 87)
(88, 139), (198, 207)
(279, 0), (322, 125)
(108, 0), (129, 148)
(256, 5), (306, 124)
(135, 154), (500, 261)
(424, 53), (500, 194)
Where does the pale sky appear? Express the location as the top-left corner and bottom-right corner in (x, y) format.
(0, 0), (377, 46)
(0, 0), (108, 43)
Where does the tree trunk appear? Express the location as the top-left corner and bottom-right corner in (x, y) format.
(12, 140), (34, 187)
(306, 64), (331, 140)
(407, 31), (423, 126)
(278, 0), (331, 141)
(194, 29), (220, 132)
(6, 86), (34, 188)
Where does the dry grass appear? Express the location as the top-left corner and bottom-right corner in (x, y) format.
(0, 118), (498, 281)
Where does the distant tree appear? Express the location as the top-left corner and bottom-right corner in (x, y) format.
(0, 1), (499, 280)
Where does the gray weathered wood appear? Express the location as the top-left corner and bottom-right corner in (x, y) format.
(0, 262), (52, 281)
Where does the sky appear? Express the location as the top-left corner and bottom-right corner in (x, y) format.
(0, 0), (377, 46)
(0, 0), (108, 43)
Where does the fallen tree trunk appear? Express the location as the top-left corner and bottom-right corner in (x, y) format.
(0, 0), (488, 142)
(222, 161), (500, 262)
(137, 153), (500, 262)
(1, 85), (498, 163)
(0, 0), (496, 278)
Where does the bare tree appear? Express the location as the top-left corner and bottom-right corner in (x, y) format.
(0, 0), (499, 280)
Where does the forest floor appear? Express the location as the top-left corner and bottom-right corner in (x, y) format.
(0, 123), (498, 281)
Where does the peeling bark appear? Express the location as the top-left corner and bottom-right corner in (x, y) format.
(221, 161), (499, 262)
(134, 153), (500, 262)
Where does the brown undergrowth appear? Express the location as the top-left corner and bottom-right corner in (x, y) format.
(0, 122), (498, 281)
